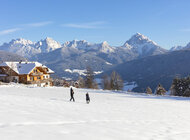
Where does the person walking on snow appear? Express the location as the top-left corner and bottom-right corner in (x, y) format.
(70, 87), (75, 102)
(86, 92), (90, 104)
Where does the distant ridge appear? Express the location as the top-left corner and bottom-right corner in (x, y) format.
(101, 49), (190, 92)
(0, 50), (26, 63)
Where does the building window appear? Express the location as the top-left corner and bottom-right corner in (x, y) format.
(37, 76), (41, 80)
(30, 77), (34, 81)
(33, 69), (37, 73)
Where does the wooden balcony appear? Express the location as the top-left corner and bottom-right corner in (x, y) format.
(31, 72), (43, 76)
(27, 78), (53, 85)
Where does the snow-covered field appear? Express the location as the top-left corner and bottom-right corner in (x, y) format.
(0, 84), (190, 140)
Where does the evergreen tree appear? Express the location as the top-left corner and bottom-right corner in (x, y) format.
(156, 84), (166, 95)
(171, 76), (190, 97)
(184, 88), (190, 97)
(171, 77), (186, 96)
(146, 87), (152, 94)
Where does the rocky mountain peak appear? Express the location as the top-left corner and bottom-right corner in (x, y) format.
(101, 41), (109, 46)
(122, 33), (165, 55)
(63, 40), (90, 50)
(98, 41), (114, 53)
(10, 38), (33, 45)
(35, 37), (61, 52)
(126, 33), (157, 46)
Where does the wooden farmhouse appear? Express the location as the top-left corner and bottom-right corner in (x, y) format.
(0, 61), (54, 86)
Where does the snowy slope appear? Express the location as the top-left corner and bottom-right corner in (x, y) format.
(0, 84), (190, 140)
(65, 69), (102, 76)
(0, 50), (26, 62)
(170, 46), (184, 51)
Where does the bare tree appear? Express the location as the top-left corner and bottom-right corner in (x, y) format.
(78, 76), (85, 88)
(93, 80), (99, 89)
(110, 71), (123, 90)
(85, 66), (98, 89)
(102, 74), (111, 90)
(115, 73), (123, 90)
(170, 84), (176, 96)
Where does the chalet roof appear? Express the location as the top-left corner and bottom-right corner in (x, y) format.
(0, 61), (54, 75)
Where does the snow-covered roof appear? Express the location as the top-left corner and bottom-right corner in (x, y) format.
(0, 61), (54, 75)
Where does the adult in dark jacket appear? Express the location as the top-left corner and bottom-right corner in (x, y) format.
(70, 87), (75, 102)
(86, 92), (90, 104)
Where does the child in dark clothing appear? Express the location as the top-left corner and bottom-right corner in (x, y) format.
(86, 92), (90, 104)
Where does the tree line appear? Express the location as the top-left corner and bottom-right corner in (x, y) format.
(146, 77), (190, 97)
(77, 67), (123, 91)
(75, 66), (190, 97)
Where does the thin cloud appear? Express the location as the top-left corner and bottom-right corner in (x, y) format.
(62, 21), (106, 29)
(26, 21), (53, 27)
(0, 21), (53, 36)
(0, 28), (21, 35)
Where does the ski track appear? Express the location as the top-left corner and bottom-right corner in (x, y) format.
(0, 85), (190, 140)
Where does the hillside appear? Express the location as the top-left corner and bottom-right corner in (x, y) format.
(0, 84), (190, 140)
(0, 50), (26, 62)
(101, 50), (190, 92)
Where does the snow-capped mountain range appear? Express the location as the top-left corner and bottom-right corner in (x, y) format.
(0, 33), (171, 78)
(62, 40), (115, 54)
(0, 33), (167, 58)
(0, 37), (61, 57)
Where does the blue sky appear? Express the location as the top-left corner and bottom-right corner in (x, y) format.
(0, 0), (190, 49)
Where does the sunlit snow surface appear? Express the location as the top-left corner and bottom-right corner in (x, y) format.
(0, 84), (190, 140)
